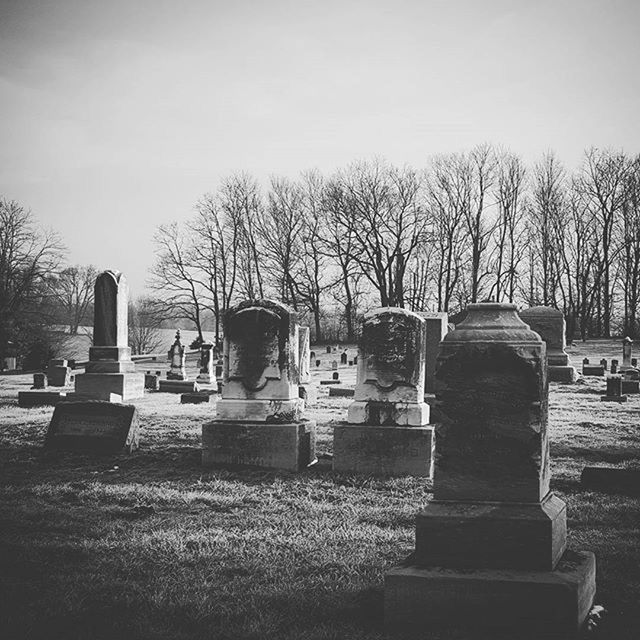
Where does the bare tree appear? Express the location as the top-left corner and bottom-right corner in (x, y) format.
(620, 155), (640, 337)
(129, 296), (163, 355)
(51, 264), (98, 334)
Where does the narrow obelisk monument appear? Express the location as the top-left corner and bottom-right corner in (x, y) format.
(385, 302), (595, 638)
(519, 306), (577, 382)
(333, 308), (433, 476)
(74, 271), (144, 402)
(202, 299), (316, 471)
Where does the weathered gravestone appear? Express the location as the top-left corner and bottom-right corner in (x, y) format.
(202, 300), (316, 471)
(340, 351), (348, 365)
(519, 306), (577, 382)
(47, 359), (71, 387)
(297, 326), (316, 405)
(384, 302), (595, 638)
(583, 363), (605, 376)
(333, 308), (434, 476)
(33, 373), (47, 389)
(601, 375), (627, 402)
(74, 271), (144, 401)
(167, 330), (187, 380)
(196, 342), (217, 389)
(144, 372), (159, 390)
(45, 401), (139, 453)
(600, 358), (608, 370)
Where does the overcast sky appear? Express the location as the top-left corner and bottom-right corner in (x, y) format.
(1, 0), (639, 295)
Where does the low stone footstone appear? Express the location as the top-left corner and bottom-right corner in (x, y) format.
(74, 271), (144, 402)
(581, 467), (640, 497)
(167, 330), (187, 380)
(47, 359), (71, 387)
(18, 391), (66, 407)
(583, 364), (605, 376)
(384, 302), (596, 638)
(144, 372), (159, 390)
(181, 392), (213, 404)
(519, 306), (577, 382)
(583, 358), (589, 365)
(332, 371), (339, 380)
(320, 379), (341, 385)
(158, 380), (199, 393)
(601, 375), (627, 402)
(329, 387), (355, 397)
(33, 373), (47, 389)
(297, 326), (316, 406)
(202, 299), (316, 472)
(333, 307), (433, 477)
(45, 401), (139, 453)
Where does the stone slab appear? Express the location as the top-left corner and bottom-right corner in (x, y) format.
(414, 494), (567, 571)
(329, 387), (355, 397)
(320, 380), (341, 385)
(581, 466), (640, 496)
(549, 365), (578, 383)
(384, 550), (596, 639)
(215, 398), (303, 422)
(347, 400), (429, 427)
(202, 419), (316, 471)
(333, 423), (434, 477)
(622, 379), (640, 394)
(582, 365), (604, 376)
(18, 391), (66, 407)
(600, 395), (628, 402)
(74, 372), (145, 402)
(158, 380), (199, 394)
(181, 392), (212, 404)
(45, 401), (139, 453)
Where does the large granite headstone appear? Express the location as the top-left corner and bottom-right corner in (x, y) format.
(384, 302), (596, 638)
(74, 271), (144, 402)
(202, 300), (316, 472)
(333, 308), (434, 476)
(45, 401), (139, 453)
(519, 306), (577, 382)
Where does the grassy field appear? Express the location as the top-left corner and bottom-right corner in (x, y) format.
(1, 341), (639, 639)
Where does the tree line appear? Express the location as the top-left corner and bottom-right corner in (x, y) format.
(150, 145), (640, 343)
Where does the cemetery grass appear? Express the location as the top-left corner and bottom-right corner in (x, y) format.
(0, 342), (639, 639)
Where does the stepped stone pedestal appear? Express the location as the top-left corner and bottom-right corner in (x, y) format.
(203, 300), (316, 472)
(333, 308), (433, 477)
(384, 303), (595, 638)
(73, 271), (143, 402)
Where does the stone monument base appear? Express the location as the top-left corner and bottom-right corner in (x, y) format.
(158, 380), (199, 394)
(215, 397), (304, 422)
(333, 423), (434, 477)
(74, 372), (144, 402)
(202, 419), (316, 471)
(549, 365), (578, 383)
(347, 400), (429, 426)
(196, 373), (217, 389)
(298, 383), (317, 406)
(384, 550), (596, 639)
(18, 391), (66, 407)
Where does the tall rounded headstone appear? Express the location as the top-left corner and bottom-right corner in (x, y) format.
(385, 303), (595, 637)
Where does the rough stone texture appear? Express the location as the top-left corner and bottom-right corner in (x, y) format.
(167, 331), (187, 380)
(74, 270), (143, 401)
(158, 380), (199, 394)
(215, 299), (304, 421)
(417, 311), (448, 394)
(581, 466), (640, 496)
(347, 308), (429, 426)
(18, 391), (66, 407)
(384, 551), (596, 639)
(414, 494), (567, 571)
(45, 401), (139, 453)
(202, 420), (316, 471)
(32, 373), (47, 389)
(333, 423), (433, 476)
(549, 365), (578, 382)
(93, 271), (128, 347)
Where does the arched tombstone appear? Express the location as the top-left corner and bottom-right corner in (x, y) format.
(202, 299), (316, 471)
(333, 308), (433, 476)
(74, 271), (143, 402)
(518, 306), (577, 382)
(196, 341), (217, 389)
(385, 302), (595, 637)
(297, 326), (316, 405)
